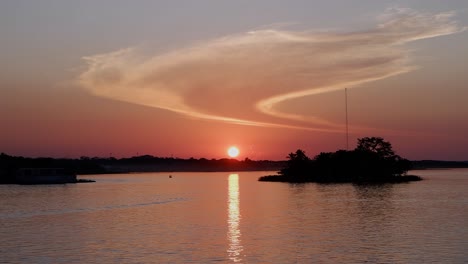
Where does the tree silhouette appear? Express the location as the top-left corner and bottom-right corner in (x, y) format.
(287, 149), (309, 162)
(280, 149), (311, 178)
(260, 136), (418, 183)
(356, 137), (395, 159)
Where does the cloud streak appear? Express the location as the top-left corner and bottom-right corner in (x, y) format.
(79, 8), (463, 133)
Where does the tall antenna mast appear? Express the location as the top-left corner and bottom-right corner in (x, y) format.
(345, 88), (349, 150)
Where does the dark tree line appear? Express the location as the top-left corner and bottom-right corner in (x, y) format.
(261, 137), (419, 183)
(1, 153), (285, 183)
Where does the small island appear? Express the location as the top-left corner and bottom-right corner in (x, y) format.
(259, 137), (422, 184)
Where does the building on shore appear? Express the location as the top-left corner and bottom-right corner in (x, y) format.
(15, 168), (77, 184)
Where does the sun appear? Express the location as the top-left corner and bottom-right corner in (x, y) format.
(227, 146), (240, 158)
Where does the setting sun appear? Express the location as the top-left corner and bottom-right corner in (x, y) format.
(227, 146), (240, 158)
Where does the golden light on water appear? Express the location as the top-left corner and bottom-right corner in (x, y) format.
(227, 173), (243, 262)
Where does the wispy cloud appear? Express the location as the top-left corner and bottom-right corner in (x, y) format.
(79, 9), (463, 133)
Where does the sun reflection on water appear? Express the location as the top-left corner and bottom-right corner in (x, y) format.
(227, 173), (243, 262)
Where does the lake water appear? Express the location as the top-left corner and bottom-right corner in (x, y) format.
(1, 169), (467, 263)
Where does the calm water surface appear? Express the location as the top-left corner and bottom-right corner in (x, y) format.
(1, 169), (467, 263)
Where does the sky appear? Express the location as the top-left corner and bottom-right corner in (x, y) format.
(1, 0), (468, 160)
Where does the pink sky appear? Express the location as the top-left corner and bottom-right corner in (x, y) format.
(1, 2), (468, 160)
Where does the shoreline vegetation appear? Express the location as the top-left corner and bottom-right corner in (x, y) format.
(0, 153), (284, 184)
(259, 137), (427, 184)
(1, 138), (467, 184)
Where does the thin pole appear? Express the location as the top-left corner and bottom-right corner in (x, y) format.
(345, 88), (349, 150)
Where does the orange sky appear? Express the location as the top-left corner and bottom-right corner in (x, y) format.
(1, 2), (468, 160)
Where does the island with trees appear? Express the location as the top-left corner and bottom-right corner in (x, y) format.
(259, 137), (423, 183)
(3, 136), (467, 184)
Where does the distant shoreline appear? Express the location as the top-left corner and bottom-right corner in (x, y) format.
(75, 167), (468, 177)
(1, 152), (467, 183)
(0, 153), (285, 184)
